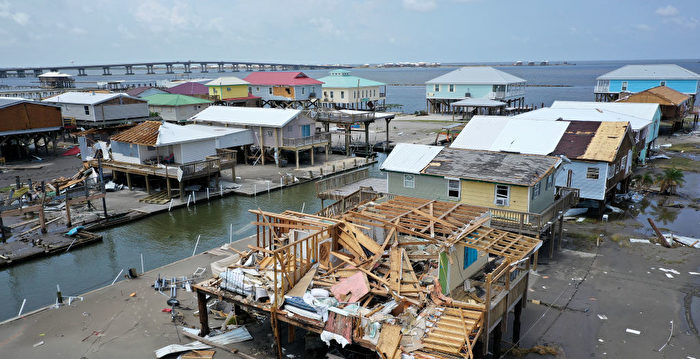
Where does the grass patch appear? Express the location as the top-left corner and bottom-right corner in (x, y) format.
(659, 258), (685, 265)
(653, 157), (700, 172)
(666, 142), (700, 154)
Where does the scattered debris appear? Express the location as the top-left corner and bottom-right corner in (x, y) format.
(657, 320), (673, 352)
(629, 238), (650, 244)
(626, 328), (641, 335)
(663, 233), (700, 248)
(509, 345), (558, 357)
(597, 314), (608, 320)
(32, 341), (44, 348)
(154, 342), (212, 358)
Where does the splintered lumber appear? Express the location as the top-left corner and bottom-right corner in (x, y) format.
(421, 307), (483, 358)
(287, 266), (317, 297)
(341, 222), (382, 254)
(648, 218), (671, 247)
(330, 271), (370, 303)
(389, 247), (402, 294)
(377, 324), (402, 359)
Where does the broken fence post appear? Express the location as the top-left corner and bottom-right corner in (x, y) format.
(301, 202), (305, 213)
(192, 234), (201, 256)
(56, 284), (63, 304)
(206, 187), (210, 201)
(111, 269), (124, 285)
(17, 298), (26, 317)
(253, 184), (257, 197)
(267, 181), (270, 194)
(140, 253), (144, 274)
(168, 199), (173, 212)
(192, 191), (196, 204)
(186, 194), (191, 208)
(220, 184), (223, 196)
(229, 223), (233, 244)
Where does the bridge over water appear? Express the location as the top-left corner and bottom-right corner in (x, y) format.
(0, 60), (350, 78)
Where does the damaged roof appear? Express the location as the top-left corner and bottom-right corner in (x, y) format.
(380, 143), (444, 174)
(422, 148), (560, 186)
(619, 86), (690, 106)
(553, 121), (631, 162)
(111, 121), (218, 146)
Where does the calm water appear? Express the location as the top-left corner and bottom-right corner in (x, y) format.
(2, 59), (700, 320)
(3, 59), (700, 114)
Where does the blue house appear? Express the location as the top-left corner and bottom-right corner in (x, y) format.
(595, 64), (700, 105)
(425, 66), (525, 113)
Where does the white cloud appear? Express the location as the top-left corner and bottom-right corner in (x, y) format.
(310, 17), (342, 37)
(669, 16), (698, 28)
(133, 0), (192, 32)
(402, 0), (437, 11)
(0, 1), (29, 25)
(655, 5), (678, 17)
(634, 24), (652, 31)
(70, 27), (87, 35)
(117, 24), (136, 39)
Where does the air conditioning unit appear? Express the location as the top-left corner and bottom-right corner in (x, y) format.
(495, 198), (507, 206)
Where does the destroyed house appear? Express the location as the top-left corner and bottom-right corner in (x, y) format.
(193, 196), (542, 359)
(618, 86), (691, 128)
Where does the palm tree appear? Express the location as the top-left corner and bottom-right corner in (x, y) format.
(633, 172), (655, 191)
(656, 168), (685, 195)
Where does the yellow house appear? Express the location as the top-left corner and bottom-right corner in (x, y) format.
(205, 77), (251, 101)
(420, 148), (561, 214)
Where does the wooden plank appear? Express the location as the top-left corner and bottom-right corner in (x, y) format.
(286, 266), (317, 297)
(377, 324), (402, 359)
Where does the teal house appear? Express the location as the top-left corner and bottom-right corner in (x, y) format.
(317, 70), (386, 110)
(595, 64), (700, 105)
(425, 66), (525, 113)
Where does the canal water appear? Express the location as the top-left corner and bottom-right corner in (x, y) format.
(0, 155), (387, 321)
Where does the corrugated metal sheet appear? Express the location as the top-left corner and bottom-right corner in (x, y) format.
(186, 124), (254, 148)
(550, 101), (659, 129)
(166, 81), (209, 96)
(111, 121), (221, 146)
(189, 106), (300, 128)
(515, 106), (651, 131)
(244, 72), (323, 85)
(380, 143), (443, 174)
(426, 66), (525, 85)
(452, 98), (506, 107)
(422, 148), (560, 187)
(205, 77), (249, 86)
(597, 64), (700, 80)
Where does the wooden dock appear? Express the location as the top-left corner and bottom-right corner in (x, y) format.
(0, 231), (103, 267)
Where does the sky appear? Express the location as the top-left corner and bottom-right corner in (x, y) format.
(1, 0), (699, 67)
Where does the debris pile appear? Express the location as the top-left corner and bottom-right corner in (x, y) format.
(195, 196), (542, 359)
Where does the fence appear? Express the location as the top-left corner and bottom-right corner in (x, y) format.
(281, 133), (330, 148)
(315, 167), (369, 196)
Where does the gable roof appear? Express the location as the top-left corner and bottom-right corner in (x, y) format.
(142, 93), (211, 106)
(619, 86), (690, 106)
(244, 72), (323, 86)
(166, 81), (210, 96)
(426, 66), (525, 85)
(189, 106), (301, 128)
(126, 86), (167, 97)
(553, 121), (631, 162)
(515, 106), (652, 131)
(205, 77), (249, 86)
(111, 121), (217, 146)
(597, 64), (700, 80)
(42, 92), (145, 105)
(317, 70), (385, 88)
(380, 143), (444, 174)
(0, 97), (28, 109)
(422, 148), (559, 187)
(450, 116), (567, 155)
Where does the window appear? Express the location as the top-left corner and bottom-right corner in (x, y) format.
(463, 247), (478, 269)
(83, 105), (89, 115)
(268, 88), (273, 95)
(621, 81), (628, 91)
(301, 87), (305, 95)
(330, 91), (334, 99)
(227, 87), (231, 91)
(447, 179), (460, 199)
(403, 174), (415, 188)
(531, 182), (541, 199)
(545, 174), (553, 190)
(660, 81), (666, 87)
(449, 84), (455, 92)
(494, 185), (510, 206)
(434, 84), (440, 92)
(324, 91), (327, 98)
(586, 168), (599, 179)
(256, 87), (260, 92)
(266, 130), (273, 137)
(147, 146), (156, 151)
(341, 91), (344, 99)
(608, 164), (616, 178)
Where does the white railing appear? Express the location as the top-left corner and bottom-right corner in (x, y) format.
(594, 86), (610, 93)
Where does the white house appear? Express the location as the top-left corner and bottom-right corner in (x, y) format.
(43, 92), (149, 127)
(317, 70), (387, 110)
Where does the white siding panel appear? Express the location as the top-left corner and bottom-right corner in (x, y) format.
(101, 103), (149, 120)
(179, 140), (217, 164)
(555, 161), (607, 201)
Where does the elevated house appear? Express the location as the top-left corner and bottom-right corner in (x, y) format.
(104, 121), (237, 197)
(451, 116), (635, 215)
(545, 101), (661, 163)
(0, 97), (63, 160)
(189, 106), (329, 168)
(142, 93), (211, 123)
(594, 64), (700, 105)
(166, 81), (211, 100)
(425, 67), (525, 113)
(38, 72), (75, 89)
(125, 86), (169, 98)
(205, 77), (259, 106)
(42, 92), (149, 128)
(618, 86), (691, 130)
(317, 69), (387, 110)
(243, 72), (323, 109)
(381, 144), (576, 242)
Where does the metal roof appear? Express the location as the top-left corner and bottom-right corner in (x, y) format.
(514, 107), (651, 131)
(243, 72), (323, 86)
(111, 121), (219, 146)
(42, 92), (145, 105)
(425, 66), (525, 85)
(126, 86), (167, 97)
(317, 71), (385, 88)
(38, 71), (72, 78)
(597, 64), (700, 80)
(450, 116), (567, 155)
(422, 148), (560, 187)
(548, 101), (658, 130)
(451, 98), (506, 107)
(142, 93), (211, 106)
(380, 143), (444, 174)
(1, 96), (60, 109)
(553, 121), (630, 162)
(205, 76), (250, 86)
(166, 81), (210, 95)
(189, 106), (301, 128)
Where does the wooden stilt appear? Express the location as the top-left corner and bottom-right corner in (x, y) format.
(145, 175), (150, 194)
(126, 172), (132, 190)
(295, 150), (300, 169)
(310, 147), (314, 166)
(197, 290), (210, 337)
